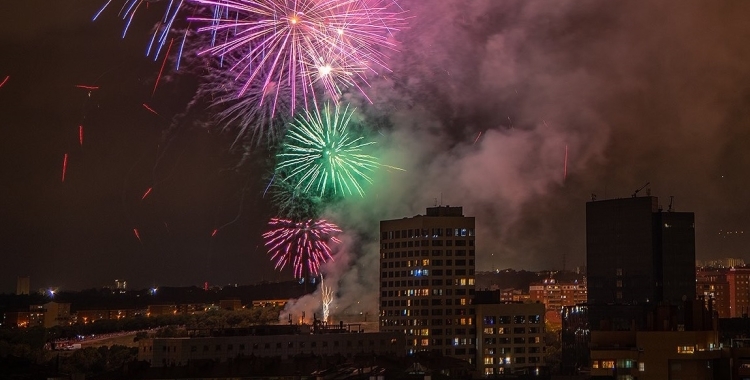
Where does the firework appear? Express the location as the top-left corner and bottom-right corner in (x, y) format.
(93, 0), (232, 66)
(276, 101), (379, 198)
(194, 49), (298, 146)
(263, 218), (341, 278)
(321, 274), (333, 323)
(189, 0), (403, 112)
(270, 177), (321, 220)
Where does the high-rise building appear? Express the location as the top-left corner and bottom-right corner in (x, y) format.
(16, 276), (30, 295)
(696, 268), (730, 318)
(586, 196), (695, 306)
(379, 206), (476, 364)
(115, 279), (127, 290)
(727, 267), (750, 318)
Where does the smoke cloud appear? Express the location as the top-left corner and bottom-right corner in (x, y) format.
(280, 0), (750, 317)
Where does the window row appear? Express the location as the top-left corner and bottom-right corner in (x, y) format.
(381, 270), (475, 278)
(380, 280), (476, 289)
(381, 240), (475, 249)
(483, 315), (542, 325)
(483, 337), (542, 345)
(382, 228), (475, 240)
(381, 250), (475, 258)
(483, 347), (543, 355)
(382, 288), (474, 298)
(382, 308), (474, 317)
(482, 327), (541, 335)
(382, 298), (472, 307)
(382, 259), (474, 268)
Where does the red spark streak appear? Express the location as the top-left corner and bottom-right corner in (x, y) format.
(0, 76), (9, 88)
(61, 153), (68, 182)
(211, 229), (218, 237)
(564, 145), (568, 181)
(75, 84), (99, 90)
(152, 38), (174, 96)
(133, 228), (142, 243)
(473, 131), (483, 145)
(78, 125), (84, 146)
(141, 187), (153, 200)
(142, 103), (159, 115)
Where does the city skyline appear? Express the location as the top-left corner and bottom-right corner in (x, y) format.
(2, 1), (750, 295)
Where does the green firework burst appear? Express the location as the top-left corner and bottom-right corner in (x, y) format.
(276, 101), (378, 198)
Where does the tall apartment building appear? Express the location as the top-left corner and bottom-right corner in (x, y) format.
(727, 267), (750, 318)
(696, 269), (730, 318)
(379, 206), (476, 364)
(586, 196), (695, 306)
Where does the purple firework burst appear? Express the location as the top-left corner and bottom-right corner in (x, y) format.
(263, 217), (341, 278)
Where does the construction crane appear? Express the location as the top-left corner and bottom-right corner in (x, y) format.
(632, 182), (650, 198)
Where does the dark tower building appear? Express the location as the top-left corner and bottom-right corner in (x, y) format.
(586, 196), (696, 306)
(379, 206), (476, 364)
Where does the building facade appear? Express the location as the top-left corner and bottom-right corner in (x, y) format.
(138, 325), (404, 367)
(475, 302), (545, 377)
(586, 196), (695, 306)
(16, 276), (30, 295)
(727, 267), (750, 318)
(379, 206), (476, 363)
(529, 278), (587, 312)
(696, 269), (730, 318)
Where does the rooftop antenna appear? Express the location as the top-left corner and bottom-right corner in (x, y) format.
(668, 196), (674, 212)
(434, 198), (438, 207)
(632, 182), (650, 198)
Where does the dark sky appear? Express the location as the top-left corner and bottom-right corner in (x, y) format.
(2, 1), (750, 301)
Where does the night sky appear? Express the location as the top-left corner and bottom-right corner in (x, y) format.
(2, 1), (750, 310)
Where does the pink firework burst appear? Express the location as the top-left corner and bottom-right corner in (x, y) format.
(263, 217), (341, 278)
(189, 0), (404, 113)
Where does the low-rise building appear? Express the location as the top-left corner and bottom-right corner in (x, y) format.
(529, 278), (587, 312)
(590, 330), (723, 379)
(137, 324), (405, 367)
(474, 293), (546, 377)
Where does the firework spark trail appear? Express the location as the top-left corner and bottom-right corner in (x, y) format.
(564, 145), (568, 181)
(276, 101), (380, 198)
(321, 274), (333, 323)
(133, 228), (142, 243)
(79, 126), (84, 146)
(194, 50), (296, 146)
(190, 0), (404, 113)
(95, 0), (234, 64)
(263, 218), (341, 278)
(142, 187), (153, 199)
(75, 84), (100, 90)
(473, 131), (482, 145)
(142, 103), (160, 115)
(0, 76), (9, 88)
(61, 153), (69, 182)
(153, 38), (175, 96)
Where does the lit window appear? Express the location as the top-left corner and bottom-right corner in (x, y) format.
(639, 362), (645, 371)
(677, 345), (695, 354)
(592, 361), (599, 369)
(602, 360), (615, 369)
